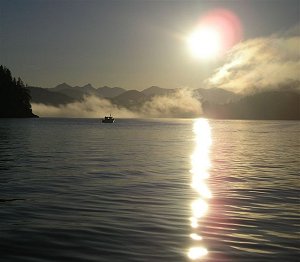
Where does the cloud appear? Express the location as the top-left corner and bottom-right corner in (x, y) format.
(140, 89), (202, 118)
(32, 89), (202, 118)
(32, 96), (138, 118)
(208, 24), (300, 93)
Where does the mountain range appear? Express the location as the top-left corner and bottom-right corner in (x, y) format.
(30, 83), (239, 106)
(29, 83), (300, 120)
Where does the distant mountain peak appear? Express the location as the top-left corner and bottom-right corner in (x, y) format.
(142, 86), (174, 96)
(96, 86), (126, 98)
(54, 82), (73, 89)
(82, 83), (94, 88)
(143, 86), (163, 92)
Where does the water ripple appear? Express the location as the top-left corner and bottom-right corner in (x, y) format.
(0, 119), (299, 261)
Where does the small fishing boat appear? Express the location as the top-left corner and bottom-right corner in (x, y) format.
(102, 114), (115, 123)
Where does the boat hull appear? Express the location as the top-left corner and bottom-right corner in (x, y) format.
(102, 115), (115, 123)
(102, 119), (115, 123)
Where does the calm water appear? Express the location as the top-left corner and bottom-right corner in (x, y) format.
(0, 118), (299, 262)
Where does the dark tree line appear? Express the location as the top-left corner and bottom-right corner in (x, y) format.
(0, 65), (38, 118)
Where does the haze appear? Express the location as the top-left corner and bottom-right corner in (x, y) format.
(1, 0), (299, 91)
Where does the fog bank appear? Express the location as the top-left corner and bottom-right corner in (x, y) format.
(32, 89), (202, 118)
(32, 96), (138, 118)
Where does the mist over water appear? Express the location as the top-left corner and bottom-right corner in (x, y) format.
(32, 89), (202, 118)
(0, 118), (299, 261)
(32, 96), (138, 118)
(140, 89), (202, 118)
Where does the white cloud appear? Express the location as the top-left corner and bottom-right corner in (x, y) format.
(32, 96), (137, 118)
(141, 89), (202, 118)
(208, 25), (300, 93)
(32, 90), (202, 118)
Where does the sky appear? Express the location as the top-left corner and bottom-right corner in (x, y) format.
(0, 0), (299, 90)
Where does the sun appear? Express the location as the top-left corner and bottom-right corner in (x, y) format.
(187, 26), (221, 60)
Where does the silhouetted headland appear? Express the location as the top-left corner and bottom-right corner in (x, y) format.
(0, 65), (38, 118)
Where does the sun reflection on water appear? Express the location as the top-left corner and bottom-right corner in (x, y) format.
(188, 118), (212, 260)
(188, 247), (208, 260)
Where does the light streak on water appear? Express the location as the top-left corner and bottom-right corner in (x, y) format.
(188, 118), (212, 260)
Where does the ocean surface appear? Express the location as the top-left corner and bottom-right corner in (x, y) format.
(0, 118), (299, 262)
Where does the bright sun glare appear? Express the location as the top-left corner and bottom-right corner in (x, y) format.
(187, 26), (221, 60)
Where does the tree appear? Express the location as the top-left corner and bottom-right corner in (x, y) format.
(0, 65), (38, 118)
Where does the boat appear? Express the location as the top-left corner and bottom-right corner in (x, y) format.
(102, 114), (115, 123)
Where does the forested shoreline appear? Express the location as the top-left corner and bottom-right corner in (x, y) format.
(0, 65), (38, 118)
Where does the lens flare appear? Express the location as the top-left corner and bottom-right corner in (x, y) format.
(187, 8), (243, 59)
